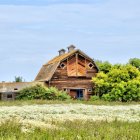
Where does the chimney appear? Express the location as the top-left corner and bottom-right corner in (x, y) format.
(58, 49), (66, 56)
(68, 45), (76, 52)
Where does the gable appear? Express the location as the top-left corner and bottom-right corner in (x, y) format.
(61, 52), (98, 77)
(67, 53), (87, 77)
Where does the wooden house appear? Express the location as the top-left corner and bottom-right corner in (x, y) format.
(35, 45), (99, 100)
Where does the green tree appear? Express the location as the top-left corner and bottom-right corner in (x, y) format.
(95, 60), (112, 73)
(129, 58), (140, 70)
(14, 76), (23, 82)
(92, 65), (140, 102)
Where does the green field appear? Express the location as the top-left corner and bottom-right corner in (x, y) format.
(0, 120), (140, 140)
(0, 100), (139, 140)
(0, 99), (139, 106)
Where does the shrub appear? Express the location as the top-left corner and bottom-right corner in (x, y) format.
(89, 96), (100, 101)
(16, 84), (71, 100)
(92, 72), (110, 97)
(93, 65), (140, 102)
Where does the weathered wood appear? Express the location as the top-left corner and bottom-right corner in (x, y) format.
(0, 48), (98, 101)
(48, 51), (98, 100)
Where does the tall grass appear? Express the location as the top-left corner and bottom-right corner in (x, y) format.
(0, 99), (139, 106)
(0, 120), (139, 140)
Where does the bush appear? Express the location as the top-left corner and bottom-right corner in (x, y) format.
(89, 96), (100, 101)
(92, 72), (110, 97)
(92, 65), (140, 102)
(16, 84), (71, 101)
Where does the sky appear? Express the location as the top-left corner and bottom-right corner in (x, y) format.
(0, 0), (140, 82)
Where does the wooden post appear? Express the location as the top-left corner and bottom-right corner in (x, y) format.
(67, 88), (70, 96)
(84, 89), (88, 100)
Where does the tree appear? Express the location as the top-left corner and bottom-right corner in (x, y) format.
(95, 60), (112, 73)
(129, 58), (140, 70)
(14, 76), (23, 82)
(92, 65), (140, 102)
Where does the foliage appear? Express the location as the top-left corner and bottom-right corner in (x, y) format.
(89, 96), (100, 101)
(95, 60), (112, 73)
(16, 84), (70, 101)
(92, 64), (140, 102)
(129, 58), (140, 70)
(14, 76), (23, 82)
(92, 72), (110, 97)
(0, 119), (139, 140)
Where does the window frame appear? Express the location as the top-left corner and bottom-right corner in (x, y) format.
(60, 62), (66, 69)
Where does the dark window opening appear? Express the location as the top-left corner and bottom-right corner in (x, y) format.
(63, 88), (68, 92)
(14, 88), (18, 90)
(60, 63), (66, 69)
(77, 89), (84, 99)
(88, 63), (94, 69)
(7, 94), (13, 99)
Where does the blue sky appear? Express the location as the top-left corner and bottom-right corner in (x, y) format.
(0, 0), (140, 82)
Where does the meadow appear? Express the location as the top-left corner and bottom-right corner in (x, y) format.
(0, 100), (140, 140)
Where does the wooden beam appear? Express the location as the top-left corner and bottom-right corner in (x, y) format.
(67, 58), (68, 76)
(85, 58), (87, 76)
(76, 53), (78, 76)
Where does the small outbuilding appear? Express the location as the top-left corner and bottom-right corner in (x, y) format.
(0, 82), (34, 101)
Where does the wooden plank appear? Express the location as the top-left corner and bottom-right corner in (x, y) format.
(76, 53), (78, 76)
(67, 55), (77, 76)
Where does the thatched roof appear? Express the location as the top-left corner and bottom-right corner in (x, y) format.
(35, 49), (99, 82)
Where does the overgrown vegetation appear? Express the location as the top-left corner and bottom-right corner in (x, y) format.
(0, 119), (139, 140)
(16, 84), (70, 101)
(93, 58), (140, 102)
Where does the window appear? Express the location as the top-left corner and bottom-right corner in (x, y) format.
(60, 63), (66, 69)
(14, 88), (18, 90)
(88, 63), (94, 69)
(7, 94), (13, 99)
(63, 88), (68, 92)
(88, 89), (92, 92)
